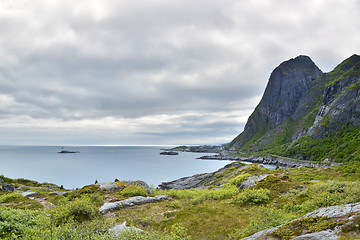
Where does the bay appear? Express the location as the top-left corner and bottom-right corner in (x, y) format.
(0, 146), (232, 189)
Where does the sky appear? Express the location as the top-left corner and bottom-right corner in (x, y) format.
(0, 0), (359, 146)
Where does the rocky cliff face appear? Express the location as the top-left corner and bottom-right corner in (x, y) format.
(230, 55), (322, 150)
(308, 55), (360, 139)
(229, 54), (360, 162)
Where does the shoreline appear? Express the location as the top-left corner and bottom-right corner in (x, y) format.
(197, 153), (341, 168)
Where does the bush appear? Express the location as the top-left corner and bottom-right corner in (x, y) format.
(161, 185), (239, 204)
(0, 192), (22, 203)
(64, 184), (102, 201)
(119, 185), (149, 197)
(51, 196), (100, 226)
(227, 173), (251, 186)
(234, 188), (270, 205)
(281, 181), (360, 213)
(0, 208), (48, 239)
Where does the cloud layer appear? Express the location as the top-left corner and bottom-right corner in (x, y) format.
(0, 0), (359, 145)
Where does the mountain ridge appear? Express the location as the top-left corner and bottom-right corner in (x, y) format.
(229, 54), (360, 163)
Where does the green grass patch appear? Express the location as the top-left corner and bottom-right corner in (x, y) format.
(116, 184), (149, 198)
(233, 188), (270, 205)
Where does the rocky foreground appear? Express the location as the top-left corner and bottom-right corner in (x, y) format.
(242, 202), (360, 240)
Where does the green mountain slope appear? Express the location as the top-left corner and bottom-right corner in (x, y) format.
(229, 54), (360, 163)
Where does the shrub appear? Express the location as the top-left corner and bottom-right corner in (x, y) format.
(227, 173), (251, 186)
(64, 184), (102, 201)
(51, 196), (100, 226)
(234, 188), (270, 205)
(161, 185), (239, 204)
(119, 185), (149, 197)
(0, 208), (48, 239)
(281, 181), (360, 214)
(0, 192), (22, 203)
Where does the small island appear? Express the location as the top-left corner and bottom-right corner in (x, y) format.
(57, 147), (80, 153)
(57, 150), (80, 153)
(159, 151), (179, 155)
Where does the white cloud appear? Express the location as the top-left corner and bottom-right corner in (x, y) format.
(0, 0), (359, 145)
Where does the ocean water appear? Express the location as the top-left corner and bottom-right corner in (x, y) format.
(0, 146), (232, 189)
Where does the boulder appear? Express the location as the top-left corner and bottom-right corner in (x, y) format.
(2, 183), (15, 192)
(97, 180), (153, 194)
(238, 174), (268, 190)
(131, 180), (153, 195)
(291, 228), (340, 240)
(109, 221), (143, 234)
(97, 182), (125, 193)
(22, 191), (37, 197)
(99, 195), (169, 214)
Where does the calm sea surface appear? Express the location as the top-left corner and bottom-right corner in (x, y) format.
(0, 146), (233, 189)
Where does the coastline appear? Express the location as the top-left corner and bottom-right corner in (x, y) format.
(197, 153), (342, 168)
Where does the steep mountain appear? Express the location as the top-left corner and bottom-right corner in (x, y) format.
(229, 54), (360, 163)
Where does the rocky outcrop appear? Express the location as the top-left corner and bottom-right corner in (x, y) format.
(22, 190), (37, 197)
(241, 202), (360, 240)
(238, 174), (268, 190)
(99, 195), (169, 214)
(308, 55), (360, 139)
(158, 173), (213, 190)
(2, 183), (15, 192)
(97, 180), (153, 194)
(109, 221), (143, 234)
(159, 162), (247, 190)
(290, 229), (339, 240)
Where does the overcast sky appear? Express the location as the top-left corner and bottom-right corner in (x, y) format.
(0, 0), (359, 146)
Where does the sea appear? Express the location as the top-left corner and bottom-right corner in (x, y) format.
(0, 145), (235, 189)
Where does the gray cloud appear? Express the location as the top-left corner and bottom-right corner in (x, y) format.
(0, 0), (359, 145)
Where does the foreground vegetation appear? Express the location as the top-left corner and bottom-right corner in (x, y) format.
(1, 161), (360, 239)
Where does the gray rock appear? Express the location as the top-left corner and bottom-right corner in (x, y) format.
(131, 180), (153, 195)
(97, 182), (125, 193)
(303, 202), (360, 219)
(238, 174), (268, 190)
(159, 172), (213, 190)
(291, 228), (339, 240)
(109, 221), (143, 235)
(0, 178), (4, 184)
(2, 183), (15, 192)
(241, 202), (360, 240)
(159, 162), (246, 190)
(97, 180), (153, 195)
(99, 195), (169, 214)
(22, 191), (37, 197)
